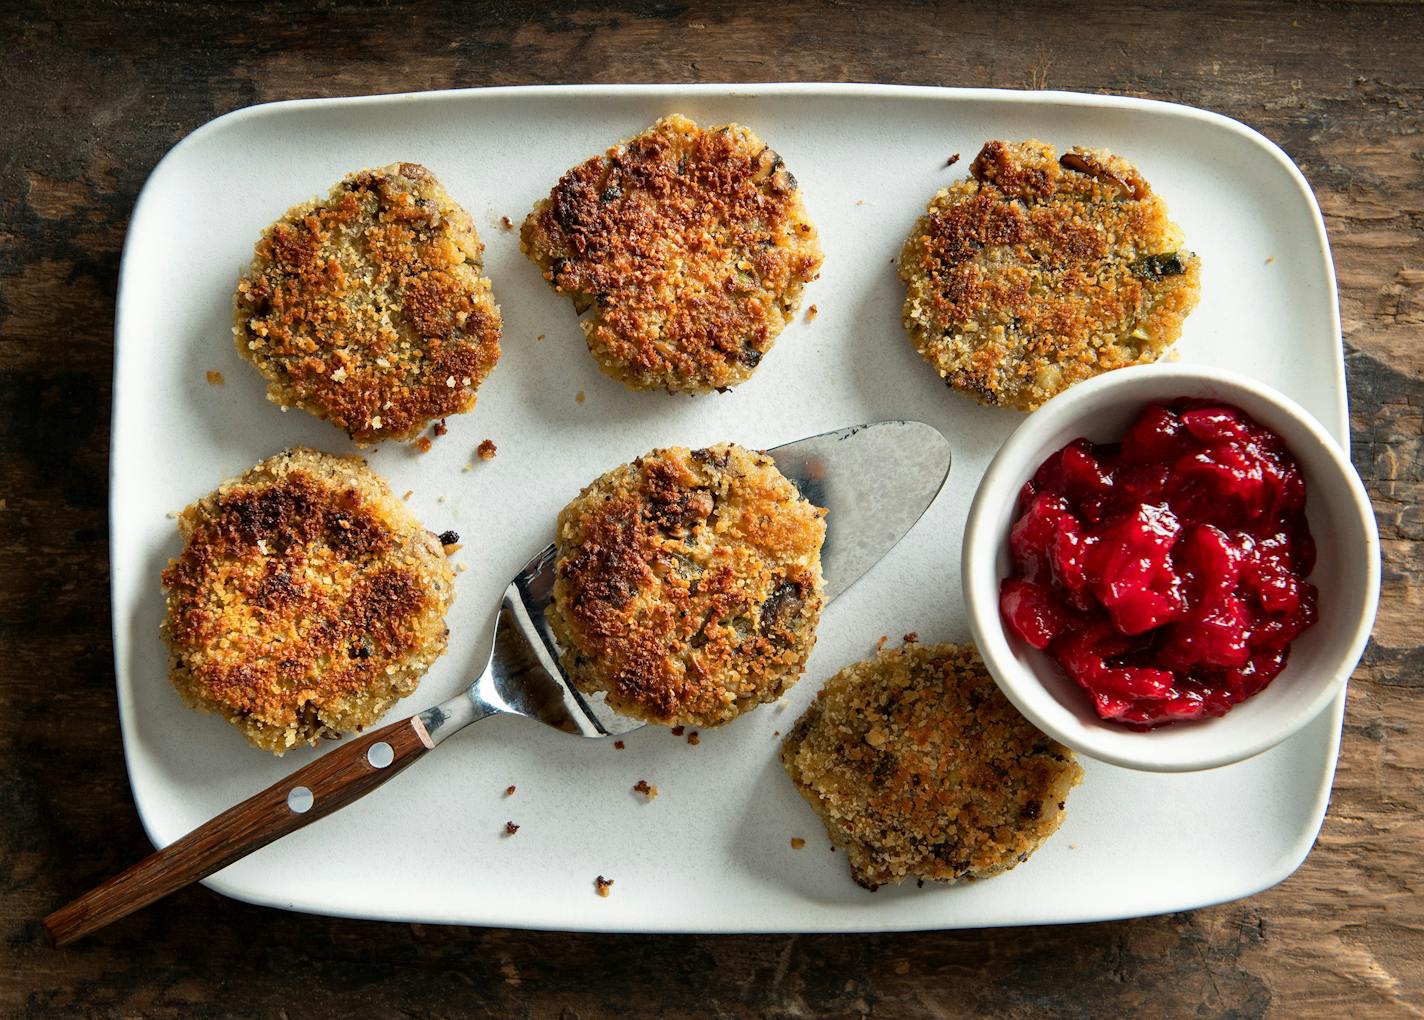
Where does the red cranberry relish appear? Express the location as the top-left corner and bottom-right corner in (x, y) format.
(1000, 399), (1318, 727)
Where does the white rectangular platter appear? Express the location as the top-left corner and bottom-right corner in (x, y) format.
(112, 84), (1346, 933)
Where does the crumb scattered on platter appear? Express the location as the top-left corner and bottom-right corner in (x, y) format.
(205, 370), (225, 386)
(594, 875), (614, 898)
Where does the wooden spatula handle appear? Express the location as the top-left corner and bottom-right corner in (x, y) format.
(44, 714), (434, 946)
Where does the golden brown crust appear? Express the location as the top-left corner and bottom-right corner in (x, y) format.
(160, 448), (455, 754)
(521, 115), (823, 393)
(547, 443), (826, 727)
(780, 642), (1082, 890)
(899, 139), (1201, 411)
(234, 163), (502, 444)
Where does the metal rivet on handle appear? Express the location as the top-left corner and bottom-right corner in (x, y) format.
(367, 741), (394, 769)
(287, 786), (313, 814)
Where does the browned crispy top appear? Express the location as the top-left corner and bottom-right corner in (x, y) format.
(548, 443), (826, 727)
(161, 448), (452, 740)
(234, 162), (502, 443)
(899, 139), (1201, 410)
(521, 115), (823, 393)
(781, 642), (1082, 890)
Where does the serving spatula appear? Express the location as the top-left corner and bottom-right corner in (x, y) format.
(45, 420), (951, 945)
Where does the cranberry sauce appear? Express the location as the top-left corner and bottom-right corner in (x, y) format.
(1000, 399), (1318, 727)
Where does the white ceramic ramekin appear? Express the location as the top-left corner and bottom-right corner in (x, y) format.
(962, 364), (1380, 772)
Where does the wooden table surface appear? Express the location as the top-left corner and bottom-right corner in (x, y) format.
(2, 2), (1420, 1016)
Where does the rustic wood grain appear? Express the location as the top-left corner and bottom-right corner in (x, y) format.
(1, 1), (1419, 1016)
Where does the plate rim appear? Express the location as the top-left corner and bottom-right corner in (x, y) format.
(110, 81), (1347, 933)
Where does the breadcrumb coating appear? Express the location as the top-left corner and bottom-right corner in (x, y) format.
(548, 442), (826, 727)
(781, 642), (1081, 890)
(234, 162), (502, 444)
(521, 115), (823, 393)
(899, 139), (1201, 410)
(161, 448), (455, 754)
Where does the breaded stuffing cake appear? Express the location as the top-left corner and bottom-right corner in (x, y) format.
(234, 163), (502, 444)
(521, 115), (823, 393)
(781, 642), (1081, 890)
(547, 443), (826, 727)
(899, 140), (1201, 411)
(161, 448), (455, 754)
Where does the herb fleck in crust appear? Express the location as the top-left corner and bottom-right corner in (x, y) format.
(781, 642), (1082, 890)
(521, 115), (823, 393)
(161, 448), (455, 754)
(899, 140), (1201, 410)
(548, 442), (826, 727)
(234, 163), (502, 444)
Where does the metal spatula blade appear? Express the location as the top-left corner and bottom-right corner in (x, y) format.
(770, 420), (952, 603)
